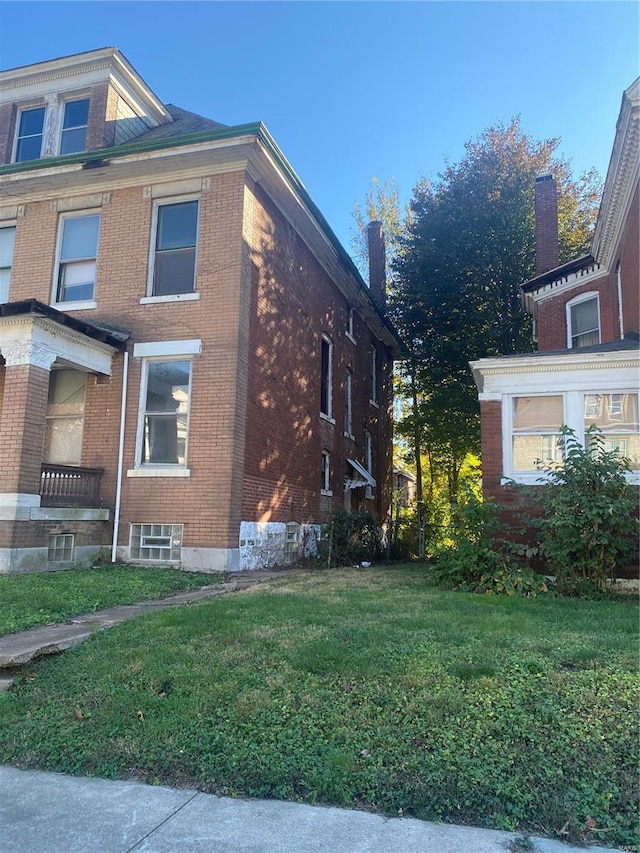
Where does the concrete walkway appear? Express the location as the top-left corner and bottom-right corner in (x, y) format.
(0, 766), (625, 853)
(0, 568), (302, 676)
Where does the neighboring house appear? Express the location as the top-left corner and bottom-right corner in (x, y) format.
(471, 78), (639, 518)
(0, 48), (401, 573)
(392, 467), (416, 509)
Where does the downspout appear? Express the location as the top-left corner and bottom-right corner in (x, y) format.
(111, 350), (129, 563)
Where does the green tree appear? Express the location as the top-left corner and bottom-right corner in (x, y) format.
(390, 118), (601, 522)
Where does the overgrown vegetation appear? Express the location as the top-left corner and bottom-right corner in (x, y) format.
(0, 568), (637, 847)
(322, 508), (383, 567)
(535, 426), (638, 596)
(0, 565), (223, 636)
(430, 488), (547, 597)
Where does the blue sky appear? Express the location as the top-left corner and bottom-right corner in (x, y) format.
(0, 2), (638, 260)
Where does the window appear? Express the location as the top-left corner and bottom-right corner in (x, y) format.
(370, 347), (378, 404)
(567, 294), (600, 348)
(44, 369), (87, 466)
(151, 200), (199, 296)
(284, 522), (300, 564)
(344, 369), (353, 437)
(15, 106), (45, 162)
(60, 99), (89, 155)
(511, 395), (564, 472)
(321, 451), (331, 494)
(584, 393), (639, 469)
(320, 335), (333, 418)
(48, 533), (74, 564)
(55, 213), (100, 304)
(346, 303), (355, 342)
(0, 225), (16, 303)
(139, 359), (192, 466)
(130, 523), (183, 562)
(364, 431), (374, 499)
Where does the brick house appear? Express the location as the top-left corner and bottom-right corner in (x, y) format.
(471, 78), (639, 515)
(0, 48), (401, 573)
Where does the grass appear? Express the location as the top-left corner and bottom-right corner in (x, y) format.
(0, 565), (637, 848)
(0, 565), (224, 636)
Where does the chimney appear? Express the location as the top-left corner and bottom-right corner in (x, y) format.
(534, 174), (559, 275)
(367, 220), (386, 310)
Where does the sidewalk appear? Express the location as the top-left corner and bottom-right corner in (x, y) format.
(0, 766), (625, 853)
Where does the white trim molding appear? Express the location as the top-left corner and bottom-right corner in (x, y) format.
(133, 339), (201, 358)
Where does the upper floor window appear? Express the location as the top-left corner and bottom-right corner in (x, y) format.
(0, 225), (16, 303)
(567, 293), (600, 348)
(370, 346), (378, 405)
(60, 99), (90, 155)
(15, 106), (45, 162)
(320, 334), (333, 418)
(55, 212), (100, 304)
(150, 200), (199, 296)
(344, 369), (353, 437)
(346, 303), (355, 342)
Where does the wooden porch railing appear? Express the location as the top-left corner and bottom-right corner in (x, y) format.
(40, 464), (104, 508)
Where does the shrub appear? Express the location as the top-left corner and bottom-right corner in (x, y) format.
(535, 425), (638, 595)
(430, 488), (547, 597)
(323, 508), (384, 567)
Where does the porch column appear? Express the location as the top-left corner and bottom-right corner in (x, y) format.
(0, 342), (56, 519)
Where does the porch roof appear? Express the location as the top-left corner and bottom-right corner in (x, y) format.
(0, 300), (129, 350)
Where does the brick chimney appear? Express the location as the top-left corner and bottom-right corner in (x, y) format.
(534, 174), (559, 275)
(367, 220), (386, 310)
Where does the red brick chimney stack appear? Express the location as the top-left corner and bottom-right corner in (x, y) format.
(367, 220), (387, 310)
(534, 174), (559, 275)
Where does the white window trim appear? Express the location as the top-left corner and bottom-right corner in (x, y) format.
(56, 95), (90, 156)
(370, 346), (378, 405)
(502, 389), (639, 485)
(566, 292), (600, 349)
(51, 209), (101, 308)
(131, 352), (194, 474)
(0, 221), (17, 303)
(140, 292), (201, 305)
(320, 450), (332, 496)
(133, 339), (201, 358)
(320, 333), (333, 419)
(346, 305), (356, 345)
(13, 103), (46, 163)
(344, 369), (354, 439)
(146, 195), (200, 298)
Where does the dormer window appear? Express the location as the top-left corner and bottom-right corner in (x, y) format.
(13, 97), (90, 162)
(15, 106), (45, 162)
(567, 293), (600, 348)
(60, 99), (89, 155)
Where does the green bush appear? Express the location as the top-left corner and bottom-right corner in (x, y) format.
(535, 425), (638, 595)
(323, 508), (384, 567)
(430, 488), (546, 597)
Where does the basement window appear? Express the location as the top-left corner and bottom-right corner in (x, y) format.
(48, 533), (74, 564)
(130, 523), (183, 562)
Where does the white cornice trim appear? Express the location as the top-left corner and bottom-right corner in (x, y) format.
(592, 78), (640, 268)
(524, 263), (603, 304)
(472, 350), (639, 376)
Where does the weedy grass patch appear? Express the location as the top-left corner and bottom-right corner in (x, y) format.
(0, 566), (637, 848)
(0, 565), (224, 636)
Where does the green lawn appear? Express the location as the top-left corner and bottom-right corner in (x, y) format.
(0, 566), (637, 848)
(0, 565), (224, 636)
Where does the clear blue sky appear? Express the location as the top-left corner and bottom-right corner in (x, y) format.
(0, 2), (638, 260)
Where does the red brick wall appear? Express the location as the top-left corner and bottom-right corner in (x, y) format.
(0, 103), (17, 165)
(241, 182), (393, 526)
(0, 363), (49, 495)
(535, 273), (617, 351)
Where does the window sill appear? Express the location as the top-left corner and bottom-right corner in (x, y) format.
(345, 332), (356, 346)
(127, 468), (191, 478)
(369, 400), (379, 409)
(502, 471), (640, 486)
(53, 300), (97, 311)
(320, 489), (333, 497)
(344, 433), (355, 441)
(320, 413), (336, 425)
(140, 293), (200, 305)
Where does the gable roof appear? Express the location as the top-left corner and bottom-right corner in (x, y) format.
(124, 104), (226, 145)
